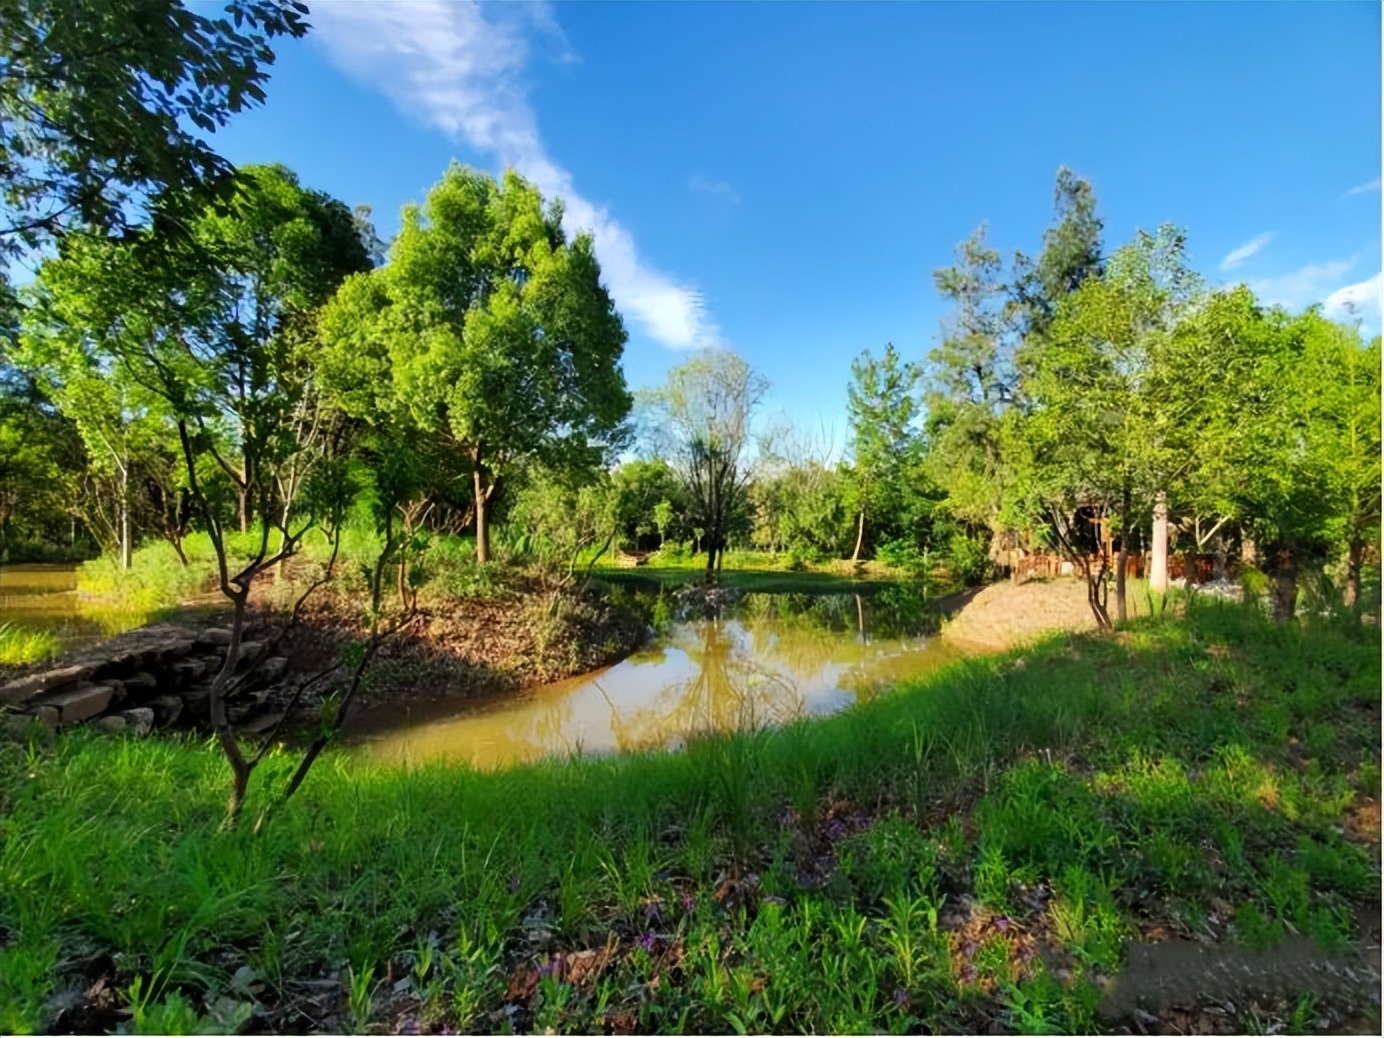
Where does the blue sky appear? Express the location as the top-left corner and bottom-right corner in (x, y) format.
(212, 1), (1381, 445)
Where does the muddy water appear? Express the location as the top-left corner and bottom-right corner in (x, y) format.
(349, 591), (968, 770)
(0, 564), (140, 651)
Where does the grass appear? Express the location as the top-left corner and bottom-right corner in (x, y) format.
(0, 623), (62, 667)
(0, 600), (1379, 1034)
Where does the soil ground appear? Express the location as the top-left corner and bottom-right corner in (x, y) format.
(939, 577), (1104, 650)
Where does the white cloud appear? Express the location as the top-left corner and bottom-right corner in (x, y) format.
(1218, 231), (1274, 271)
(688, 174), (740, 204)
(1343, 178), (1381, 198)
(1246, 259), (1356, 310)
(1324, 272), (1382, 322)
(309, 1), (718, 350)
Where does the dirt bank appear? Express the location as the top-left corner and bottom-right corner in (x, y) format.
(269, 576), (649, 721)
(939, 578), (1099, 650)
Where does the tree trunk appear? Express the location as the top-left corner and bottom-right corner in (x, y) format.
(1269, 543), (1298, 623)
(1150, 490), (1169, 593)
(276, 503), (292, 581)
(118, 469), (132, 572)
(851, 508), (865, 565)
(1344, 537), (1364, 611)
(473, 466), (490, 564)
(1114, 486), (1130, 623)
(237, 485), (250, 535)
(1079, 555), (1112, 629)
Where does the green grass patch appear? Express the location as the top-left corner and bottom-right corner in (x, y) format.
(0, 623), (62, 667)
(0, 600), (1379, 1033)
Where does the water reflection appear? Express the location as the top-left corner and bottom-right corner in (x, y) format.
(0, 564), (144, 650)
(351, 591), (966, 770)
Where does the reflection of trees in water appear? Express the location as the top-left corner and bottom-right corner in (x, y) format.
(602, 619), (809, 752)
(735, 589), (932, 642)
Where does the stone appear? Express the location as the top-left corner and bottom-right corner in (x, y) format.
(149, 695), (183, 726)
(195, 627), (234, 648)
(173, 659), (207, 683)
(121, 707), (155, 735)
(93, 715), (127, 734)
(236, 710), (286, 736)
(105, 679), (127, 704)
(0, 663), (91, 707)
(125, 671), (158, 691)
(31, 705), (60, 729)
(37, 683), (114, 725)
(235, 642), (267, 670)
(259, 657), (289, 680)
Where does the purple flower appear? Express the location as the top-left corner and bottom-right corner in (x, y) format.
(681, 894), (696, 914)
(961, 939), (978, 959)
(995, 916), (1011, 932)
(638, 932), (657, 953)
(539, 958), (559, 977)
(893, 987), (909, 1007)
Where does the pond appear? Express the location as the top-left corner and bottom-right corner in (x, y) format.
(348, 589), (968, 770)
(0, 564), (145, 654)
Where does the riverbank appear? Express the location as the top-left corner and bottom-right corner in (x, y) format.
(1, 600), (1377, 1034)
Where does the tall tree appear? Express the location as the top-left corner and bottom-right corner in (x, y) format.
(1008, 226), (1195, 626)
(318, 164), (632, 563)
(23, 169), (374, 821)
(1010, 166), (1105, 345)
(925, 225), (1009, 544)
(12, 307), (176, 569)
(847, 343), (921, 563)
(1168, 292), (1343, 622)
(643, 349), (767, 577)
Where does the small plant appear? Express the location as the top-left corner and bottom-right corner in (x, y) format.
(346, 962), (377, 1034)
(0, 622), (62, 666)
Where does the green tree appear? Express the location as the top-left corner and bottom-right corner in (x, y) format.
(1008, 227), (1195, 626)
(24, 169), (374, 821)
(846, 343), (921, 563)
(0, 0), (306, 269)
(924, 225), (1009, 545)
(12, 307), (176, 569)
(643, 349), (767, 577)
(318, 164), (632, 563)
(0, 367), (80, 557)
(1009, 166), (1105, 344)
(611, 458), (684, 551)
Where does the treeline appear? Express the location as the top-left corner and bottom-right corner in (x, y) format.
(1, 1), (1377, 635)
(4, 166), (1379, 633)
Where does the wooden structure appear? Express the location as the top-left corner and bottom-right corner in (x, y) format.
(1012, 551), (1145, 584)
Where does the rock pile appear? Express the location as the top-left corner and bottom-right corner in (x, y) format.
(0, 623), (291, 738)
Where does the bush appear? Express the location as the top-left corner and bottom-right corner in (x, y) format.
(875, 536), (923, 570)
(421, 535), (500, 599)
(76, 540), (216, 612)
(942, 531), (990, 586)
